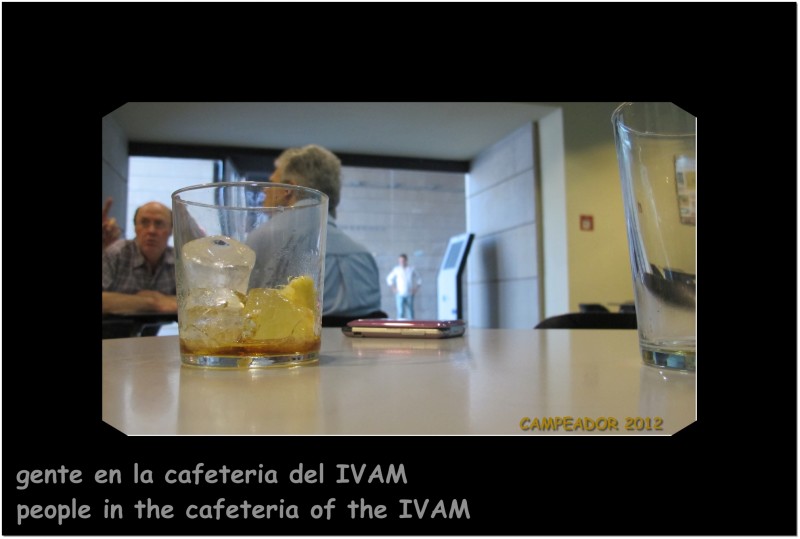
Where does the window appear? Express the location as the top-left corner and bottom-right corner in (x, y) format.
(125, 157), (221, 246)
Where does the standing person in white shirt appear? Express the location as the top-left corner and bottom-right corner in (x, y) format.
(386, 254), (422, 319)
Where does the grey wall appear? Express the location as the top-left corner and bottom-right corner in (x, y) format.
(337, 167), (467, 320)
(466, 124), (541, 329)
(463, 103), (633, 326)
(102, 115), (130, 236)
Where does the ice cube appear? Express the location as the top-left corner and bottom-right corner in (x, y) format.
(181, 235), (255, 295)
(179, 288), (247, 349)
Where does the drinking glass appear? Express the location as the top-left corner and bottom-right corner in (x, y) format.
(172, 182), (328, 368)
(612, 103), (696, 371)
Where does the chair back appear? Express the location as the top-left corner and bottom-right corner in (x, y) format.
(535, 312), (637, 330)
(578, 303), (610, 313)
(322, 310), (389, 328)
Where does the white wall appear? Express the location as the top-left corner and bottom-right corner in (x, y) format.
(558, 102), (634, 312)
(537, 109), (569, 318)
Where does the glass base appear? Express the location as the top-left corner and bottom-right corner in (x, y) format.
(641, 344), (695, 372)
(181, 351), (319, 369)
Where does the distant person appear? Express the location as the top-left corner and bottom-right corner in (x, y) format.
(248, 144), (382, 319)
(386, 254), (422, 319)
(102, 196), (122, 250)
(102, 201), (177, 314)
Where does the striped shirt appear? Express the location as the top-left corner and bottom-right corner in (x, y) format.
(102, 240), (176, 295)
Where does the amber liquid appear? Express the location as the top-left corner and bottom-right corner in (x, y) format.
(179, 336), (320, 357)
(178, 275), (321, 368)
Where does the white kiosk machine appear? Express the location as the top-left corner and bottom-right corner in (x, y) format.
(437, 232), (474, 320)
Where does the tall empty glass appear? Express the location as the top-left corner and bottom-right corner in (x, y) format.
(172, 182), (328, 368)
(612, 103), (696, 371)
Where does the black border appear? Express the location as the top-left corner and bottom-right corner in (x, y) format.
(4, 1), (797, 536)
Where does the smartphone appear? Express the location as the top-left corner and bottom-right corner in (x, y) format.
(342, 319), (466, 339)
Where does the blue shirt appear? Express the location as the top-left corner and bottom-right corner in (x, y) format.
(247, 215), (381, 318)
(322, 217), (381, 317)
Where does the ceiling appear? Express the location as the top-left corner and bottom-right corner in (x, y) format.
(107, 102), (558, 162)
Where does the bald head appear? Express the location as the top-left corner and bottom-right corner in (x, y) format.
(133, 202), (172, 228)
(133, 201), (173, 266)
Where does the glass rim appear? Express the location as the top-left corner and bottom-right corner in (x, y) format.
(171, 181), (328, 211)
(612, 102), (696, 138)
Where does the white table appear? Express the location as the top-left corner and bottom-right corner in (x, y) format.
(102, 328), (695, 435)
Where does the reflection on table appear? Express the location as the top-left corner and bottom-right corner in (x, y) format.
(102, 327), (696, 435)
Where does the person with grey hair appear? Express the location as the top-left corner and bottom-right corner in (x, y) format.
(272, 145), (341, 218)
(248, 144), (382, 322)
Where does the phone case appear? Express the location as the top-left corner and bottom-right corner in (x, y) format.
(342, 319), (466, 339)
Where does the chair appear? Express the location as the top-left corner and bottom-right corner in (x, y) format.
(618, 302), (636, 314)
(535, 312), (637, 330)
(578, 303), (610, 313)
(102, 318), (139, 339)
(321, 310), (389, 328)
(102, 313), (179, 339)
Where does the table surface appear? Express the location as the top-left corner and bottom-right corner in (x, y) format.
(102, 328), (696, 435)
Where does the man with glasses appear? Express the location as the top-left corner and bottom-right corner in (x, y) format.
(102, 201), (177, 315)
